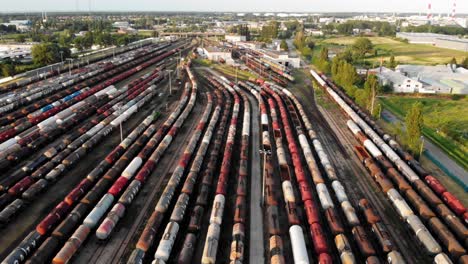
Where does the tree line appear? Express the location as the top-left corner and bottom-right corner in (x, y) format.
(316, 37), (385, 117)
(402, 24), (467, 36)
(314, 38), (426, 158)
(323, 20), (396, 36)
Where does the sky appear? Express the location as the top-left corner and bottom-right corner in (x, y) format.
(1, 0), (467, 14)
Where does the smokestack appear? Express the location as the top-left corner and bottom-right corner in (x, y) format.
(427, 2), (432, 19)
(451, 0), (456, 19)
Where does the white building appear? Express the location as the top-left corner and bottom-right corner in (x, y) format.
(113, 21), (130, 28)
(371, 65), (468, 94)
(260, 49), (301, 68)
(202, 47), (233, 64)
(0, 43), (35, 62)
(372, 67), (425, 93)
(225, 35), (247, 43)
(305, 29), (324, 36)
(396, 32), (468, 52)
(2, 20), (31, 32)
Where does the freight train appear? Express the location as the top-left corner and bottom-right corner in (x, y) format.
(310, 69), (467, 263)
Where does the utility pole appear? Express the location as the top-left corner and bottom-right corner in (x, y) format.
(419, 136), (425, 160)
(259, 149), (271, 206)
(370, 77), (376, 114)
(235, 65), (238, 83)
(66, 58), (73, 76)
(120, 122), (123, 142)
(166, 69), (173, 95)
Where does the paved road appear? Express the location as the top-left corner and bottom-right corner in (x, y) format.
(247, 92), (264, 264)
(382, 109), (468, 188)
(285, 39), (298, 58)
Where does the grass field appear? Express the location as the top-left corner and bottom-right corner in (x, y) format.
(379, 96), (468, 169)
(192, 59), (257, 81)
(213, 64), (257, 81)
(322, 36), (467, 65)
(291, 68), (337, 109)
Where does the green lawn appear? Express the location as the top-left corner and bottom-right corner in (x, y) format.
(322, 36), (467, 65)
(289, 68), (337, 110)
(213, 64), (257, 81)
(379, 96), (468, 169)
(192, 59), (257, 81)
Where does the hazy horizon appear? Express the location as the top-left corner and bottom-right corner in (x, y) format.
(1, 0), (467, 14)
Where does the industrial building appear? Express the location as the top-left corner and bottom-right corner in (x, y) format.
(371, 65), (468, 94)
(260, 49), (301, 68)
(201, 46), (233, 64)
(235, 41), (300, 68)
(225, 35), (247, 43)
(396, 32), (468, 52)
(0, 43), (34, 63)
(1, 20), (31, 32)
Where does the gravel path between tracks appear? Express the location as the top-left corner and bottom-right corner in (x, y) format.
(289, 83), (430, 263)
(247, 91), (264, 264)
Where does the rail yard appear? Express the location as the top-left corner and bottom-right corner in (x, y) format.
(0, 37), (466, 264)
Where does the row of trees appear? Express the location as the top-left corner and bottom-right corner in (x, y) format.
(259, 21), (279, 42)
(293, 26), (315, 59)
(316, 47), (330, 73)
(1, 60), (16, 77)
(451, 57), (468, 68)
(0, 24), (17, 33)
(278, 20), (300, 39)
(405, 102), (424, 157)
(31, 42), (71, 66)
(325, 20), (396, 36)
(315, 42), (425, 157)
(228, 25), (251, 41)
(403, 24), (467, 36)
(315, 38), (386, 117)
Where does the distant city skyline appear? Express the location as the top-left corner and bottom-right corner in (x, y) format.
(1, 0), (468, 14)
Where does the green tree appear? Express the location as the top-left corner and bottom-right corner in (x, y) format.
(331, 57), (360, 97)
(378, 23), (394, 36)
(450, 57), (457, 65)
(280, 40), (288, 51)
(337, 23), (354, 35)
(58, 30), (73, 47)
(15, 34), (26, 43)
(94, 32), (113, 47)
(305, 37), (315, 50)
(319, 47), (329, 62)
(82, 32), (94, 49)
(336, 48), (353, 63)
(1, 63), (16, 77)
(31, 43), (70, 66)
(73, 37), (85, 51)
(461, 57), (468, 68)
(362, 74), (379, 111)
(389, 55), (396, 69)
(352, 37), (373, 59)
(293, 27), (305, 50)
(317, 47), (330, 73)
(373, 103), (382, 118)
(405, 102), (424, 156)
(260, 21), (278, 42)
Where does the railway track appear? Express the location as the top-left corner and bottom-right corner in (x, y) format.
(2, 44), (461, 263)
(0, 62), (177, 259)
(78, 77), (205, 264)
(310, 69), (467, 263)
(288, 82), (426, 263)
(0, 41), (196, 264)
